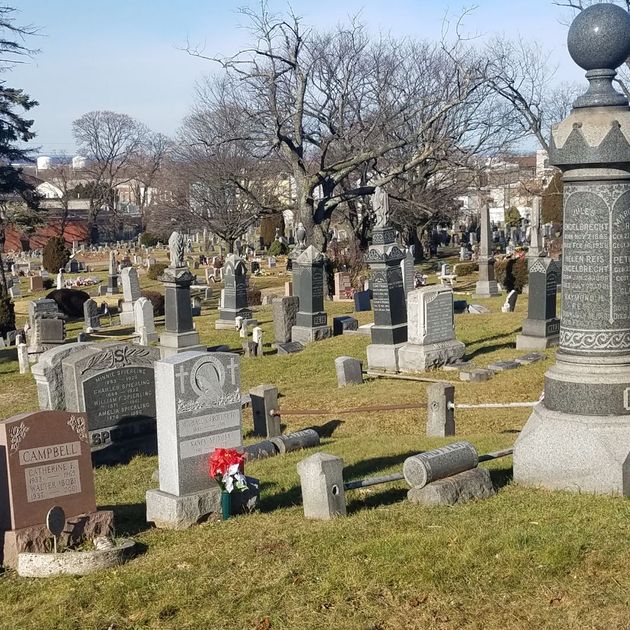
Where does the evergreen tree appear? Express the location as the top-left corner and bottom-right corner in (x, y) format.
(0, 7), (40, 308)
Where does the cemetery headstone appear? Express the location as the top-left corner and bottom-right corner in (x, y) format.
(27, 299), (65, 355)
(62, 342), (160, 463)
(106, 252), (119, 295)
(146, 351), (245, 529)
(333, 315), (358, 336)
(29, 276), (43, 292)
(335, 356), (363, 387)
(159, 232), (204, 357)
(398, 286), (465, 372)
(516, 258), (560, 349)
(119, 267), (141, 326)
(215, 254), (252, 330)
(401, 248), (415, 296)
(501, 290), (518, 313)
(353, 289), (371, 312)
(134, 296), (158, 345)
(273, 296), (299, 344)
(365, 187), (407, 372)
(250, 384), (280, 437)
(474, 201), (500, 297)
(0, 410), (109, 567)
(333, 272), (352, 301)
(83, 298), (101, 333)
(291, 246), (331, 344)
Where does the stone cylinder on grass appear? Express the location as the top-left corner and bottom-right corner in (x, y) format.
(407, 467), (495, 506)
(403, 441), (479, 488)
(271, 429), (320, 454)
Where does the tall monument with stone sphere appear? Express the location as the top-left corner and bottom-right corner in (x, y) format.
(514, 3), (630, 495)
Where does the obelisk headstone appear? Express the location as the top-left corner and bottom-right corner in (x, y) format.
(159, 232), (204, 358)
(106, 251), (119, 295)
(365, 187), (407, 372)
(528, 197), (545, 259)
(474, 201), (500, 297)
(514, 3), (630, 496)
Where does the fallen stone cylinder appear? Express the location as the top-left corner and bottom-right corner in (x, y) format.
(243, 440), (278, 460)
(407, 467), (494, 506)
(402, 441), (478, 488)
(270, 429), (320, 454)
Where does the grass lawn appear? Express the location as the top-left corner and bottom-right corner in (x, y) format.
(1, 253), (629, 629)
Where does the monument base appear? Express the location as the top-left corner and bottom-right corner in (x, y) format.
(398, 339), (466, 373)
(366, 343), (405, 373)
(119, 311), (135, 327)
(514, 403), (630, 496)
(515, 333), (559, 350)
(159, 330), (205, 358)
(291, 325), (331, 344)
(146, 487), (222, 530)
(473, 280), (500, 298)
(215, 319), (237, 330)
(1, 510), (114, 568)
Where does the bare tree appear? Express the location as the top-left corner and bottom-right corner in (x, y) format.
(127, 131), (171, 232)
(487, 37), (582, 151)
(186, 3), (512, 251)
(152, 105), (281, 251)
(72, 110), (144, 240)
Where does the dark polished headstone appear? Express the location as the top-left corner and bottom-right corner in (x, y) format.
(291, 246), (330, 344)
(516, 258), (560, 350)
(215, 254), (252, 329)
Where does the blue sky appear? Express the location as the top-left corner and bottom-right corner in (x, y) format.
(10, 0), (584, 155)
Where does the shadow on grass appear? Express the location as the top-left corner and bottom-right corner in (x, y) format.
(259, 484), (302, 512)
(102, 502), (150, 537)
(346, 486), (408, 514)
(489, 465), (513, 490)
(465, 342), (515, 360)
(307, 419), (344, 438)
(471, 329), (521, 346)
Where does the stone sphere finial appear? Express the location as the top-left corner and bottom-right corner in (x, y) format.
(568, 3), (630, 71)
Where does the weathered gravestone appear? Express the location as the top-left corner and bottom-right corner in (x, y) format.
(335, 356), (363, 387)
(134, 296), (158, 345)
(29, 276), (43, 292)
(291, 246), (331, 344)
(27, 299), (65, 355)
(516, 258), (560, 350)
(146, 351), (244, 529)
(514, 3), (630, 495)
(365, 187), (407, 372)
(501, 290), (518, 313)
(401, 248), (415, 296)
(474, 201), (500, 297)
(83, 298), (100, 333)
(353, 290), (371, 312)
(0, 411), (111, 567)
(106, 251), (119, 295)
(32, 343), (88, 410)
(119, 267), (141, 326)
(333, 272), (352, 301)
(215, 254), (252, 330)
(62, 342), (160, 463)
(398, 286), (465, 372)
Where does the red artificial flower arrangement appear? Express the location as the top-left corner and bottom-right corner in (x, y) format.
(209, 448), (248, 493)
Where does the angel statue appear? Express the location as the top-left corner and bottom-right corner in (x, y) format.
(374, 186), (389, 228)
(168, 231), (186, 267)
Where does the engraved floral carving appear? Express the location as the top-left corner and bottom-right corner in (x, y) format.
(67, 415), (89, 442)
(9, 421), (29, 455)
(80, 346), (156, 375)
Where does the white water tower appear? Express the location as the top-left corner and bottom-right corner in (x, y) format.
(72, 155), (87, 169)
(36, 156), (52, 170)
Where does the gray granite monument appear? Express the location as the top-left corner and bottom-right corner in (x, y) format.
(272, 296), (299, 344)
(83, 298), (101, 333)
(398, 286), (465, 372)
(291, 245), (331, 344)
(474, 201), (500, 297)
(62, 342), (160, 463)
(514, 3), (630, 495)
(365, 187), (408, 372)
(119, 267), (141, 326)
(159, 232), (204, 357)
(215, 254), (252, 330)
(146, 351), (243, 529)
(106, 251), (119, 295)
